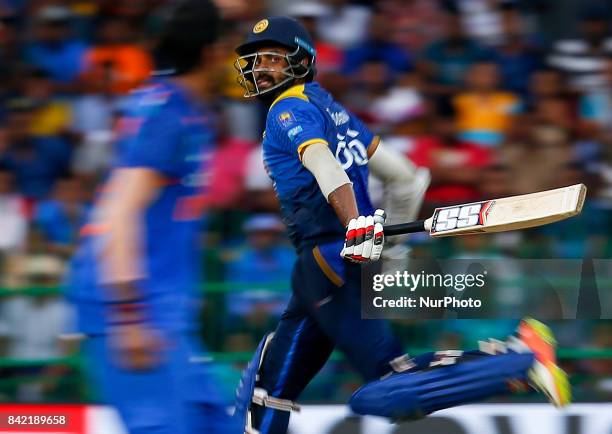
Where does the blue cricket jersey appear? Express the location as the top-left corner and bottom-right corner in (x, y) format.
(264, 82), (379, 252)
(66, 78), (214, 333)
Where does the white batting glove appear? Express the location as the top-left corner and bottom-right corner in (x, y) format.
(340, 209), (386, 262)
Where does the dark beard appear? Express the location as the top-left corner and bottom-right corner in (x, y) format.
(256, 79), (297, 105)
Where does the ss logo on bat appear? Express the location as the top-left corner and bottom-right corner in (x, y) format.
(433, 202), (490, 232)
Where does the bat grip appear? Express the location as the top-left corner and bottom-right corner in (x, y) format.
(384, 220), (426, 236)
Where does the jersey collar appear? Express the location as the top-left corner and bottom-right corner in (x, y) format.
(269, 84), (309, 110)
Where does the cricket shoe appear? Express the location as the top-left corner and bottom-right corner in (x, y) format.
(517, 318), (571, 407)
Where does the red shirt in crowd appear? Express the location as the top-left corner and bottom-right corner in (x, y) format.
(408, 135), (493, 203)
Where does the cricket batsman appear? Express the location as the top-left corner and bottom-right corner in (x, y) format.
(233, 16), (571, 433)
(64, 2), (239, 433)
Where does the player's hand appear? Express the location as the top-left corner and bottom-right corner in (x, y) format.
(341, 209), (386, 263)
(110, 323), (165, 370)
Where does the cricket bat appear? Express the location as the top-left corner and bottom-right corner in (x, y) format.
(384, 184), (587, 237)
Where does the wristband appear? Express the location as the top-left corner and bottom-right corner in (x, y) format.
(109, 316), (147, 326)
(108, 301), (147, 326)
(106, 281), (147, 324)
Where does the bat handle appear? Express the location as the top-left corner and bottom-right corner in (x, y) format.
(384, 220), (426, 236)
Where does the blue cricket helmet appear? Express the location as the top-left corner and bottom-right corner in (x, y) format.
(235, 16), (316, 58)
(234, 16), (317, 98)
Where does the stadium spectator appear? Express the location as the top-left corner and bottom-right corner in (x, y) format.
(408, 113), (493, 204)
(99, 0), (159, 25)
(67, 0), (102, 41)
(79, 14), (153, 95)
(21, 68), (72, 138)
(342, 7), (413, 76)
(69, 34), (124, 177)
(25, 5), (88, 90)
(419, 7), (490, 103)
(0, 282), (70, 401)
(479, 162), (514, 198)
(532, 92), (576, 134)
(207, 129), (255, 210)
(0, 98), (72, 200)
(367, 72), (426, 127)
(547, 2), (612, 92)
(379, 0), (446, 53)
(452, 0), (530, 47)
(0, 10), (19, 88)
(501, 96), (574, 193)
(5, 224), (66, 288)
(342, 58), (394, 123)
(224, 214), (294, 348)
(243, 145), (279, 212)
(526, 67), (567, 108)
(576, 57), (612, 203)
(34, 175), (88, 257)
(453, 60), (521, 148)
(573, 58), (612, 180)
(289, 2), (349, 96)
(0, 165), (28, 258)
(69, 83), (118, 137)
(288, 2), (345, 77)
(579, 58), (612, 132)
(491, 2), (542, 98)
(0, 222), (69, 371)
(316, 0), (372, 49)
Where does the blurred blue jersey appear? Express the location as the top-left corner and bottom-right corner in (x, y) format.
(264, 82), (378, 251)
(66, 78), (215, 333)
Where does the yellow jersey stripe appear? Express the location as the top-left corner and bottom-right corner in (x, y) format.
(312, 246), (344, 287)
(367, 135), (381, 158)
(269, 84), (309, 110)
(297, 138), (329, 160)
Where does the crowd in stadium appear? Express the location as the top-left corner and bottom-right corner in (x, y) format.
(0, 0), (610, 403)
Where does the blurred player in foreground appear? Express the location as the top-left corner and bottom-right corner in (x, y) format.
(65, 1), (239, 433)
(233, 17), (570, 434)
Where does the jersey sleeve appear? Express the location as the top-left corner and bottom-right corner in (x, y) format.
(116, 100), (183, 177)
(267, 98), (328, 160)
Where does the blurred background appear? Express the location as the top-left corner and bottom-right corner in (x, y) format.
(0, 0), (610, 411)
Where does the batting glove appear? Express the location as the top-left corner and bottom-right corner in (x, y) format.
(341, 209), (386, 262)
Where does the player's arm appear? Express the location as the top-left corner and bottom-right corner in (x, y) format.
(100, 167), (162, 298)
(98, 167), (165, 369)
(368, 140), (430, 229)
(271, 100), (384, 261)
(301, 143), (356, 226)
(271, 102), (363, 226)
(101, 100), (180, 304)
(301, 143), (385, 262)
(97, 96), (182, 369)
